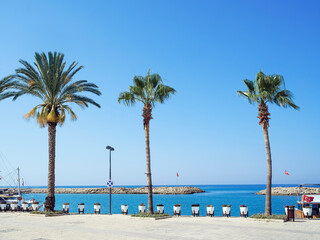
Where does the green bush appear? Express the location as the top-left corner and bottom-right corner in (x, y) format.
(250, 214), (286, 220)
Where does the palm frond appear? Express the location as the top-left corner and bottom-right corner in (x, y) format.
(274, 90), (300, 110)
(118, 91), (136, 105)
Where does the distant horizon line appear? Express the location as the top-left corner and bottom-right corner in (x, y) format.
(1, 183), (306, 188)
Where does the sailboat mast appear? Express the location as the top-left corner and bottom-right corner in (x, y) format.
(17, 167), (21, 196)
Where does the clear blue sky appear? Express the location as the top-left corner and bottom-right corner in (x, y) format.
(0, 0), (319, 186)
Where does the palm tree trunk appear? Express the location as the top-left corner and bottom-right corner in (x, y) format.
(143, 103), (153, 214)
(262, 126), (272, 216)
(258, 102), (272, 216)
(144, 122), (153, 214)
(44, 122), (57, 212)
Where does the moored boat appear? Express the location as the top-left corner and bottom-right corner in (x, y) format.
(296, 184), (320, 218)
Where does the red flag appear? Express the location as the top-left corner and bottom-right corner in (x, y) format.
(285, 170), (289, 175)
(302, 195), (314, 203)
(177, 172), (179, 177)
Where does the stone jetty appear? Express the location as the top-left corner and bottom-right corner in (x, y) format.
(6, 186), (204, 195)
(255, 187), (320, 196)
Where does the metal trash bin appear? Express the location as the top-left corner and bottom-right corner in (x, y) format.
(285, 205), (295, 221)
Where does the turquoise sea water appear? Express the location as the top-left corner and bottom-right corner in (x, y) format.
(23, 184), (300, 216)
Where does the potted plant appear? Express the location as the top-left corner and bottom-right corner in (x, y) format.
(303, 205), (312, 218)
(78, 203), (85, 214)
(173, 203), (181, 216)
(191, 204), (200, 216)
(222, 204), (231, 217)
(138, 203), (145, 213)
(121, 204), (128, 215)
(62, 203), (70, 213)
(206, 204), (214, 216)
(156, 204), (164, 214)
(94, 202), (101, 214)
(21, 201), (29, 212)
(240, 204), (248, 217)
(10, 201), (19, 211)
(0, 201), (7, 211)
(31, 201), (39, 211)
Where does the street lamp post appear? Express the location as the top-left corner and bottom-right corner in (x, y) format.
(106, 146), (114, 215)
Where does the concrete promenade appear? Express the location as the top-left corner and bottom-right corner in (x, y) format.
(0, 213), (319, 240)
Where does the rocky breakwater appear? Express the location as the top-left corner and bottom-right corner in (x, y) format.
(7, 186), (205, 195)
(255, 187), (320, 196)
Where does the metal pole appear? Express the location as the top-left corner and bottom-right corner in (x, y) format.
(17, 167), (21, 196)
(109, 150), (111, 215)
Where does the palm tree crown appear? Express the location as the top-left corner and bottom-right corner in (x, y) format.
(0, 75), (18, 101)
(237, 71), (299, 108)
(14, 52), (101, 126)
(118, 71), (176, 107)
(237, 71), (299, 127)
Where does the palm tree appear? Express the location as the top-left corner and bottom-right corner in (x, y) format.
(118, 71), (176, 214)
(13, 52), (101, 211)
(0, 75), (17, 101)
(237, 71), (299, 216)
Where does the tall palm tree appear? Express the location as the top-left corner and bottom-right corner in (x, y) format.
(13, 52), (101, 211)
(0, 75), (17, 101)
(237, 71), (299, 216)
(118, 71), (176, 214)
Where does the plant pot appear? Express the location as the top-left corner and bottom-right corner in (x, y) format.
(303, 207), (312, 218)
(138, 205), (145, 213)
(121, 205), (128, 214)
(22, 203), (29, 211)
(222, 206), (231, 216)
(157, 205), (164, 214)
(206, 206), (214, 216)
(63, 204), (70, 213)
(94, 204), (101, 214)
(191, 205), (200, 216)
(0, 203), (7, 211)
(10, 203), (18, 211)
(240, 206), (248, 217)
(173, 206), (181, 216)
(31, 203), (39, 211)
(78, 204), (85, 214)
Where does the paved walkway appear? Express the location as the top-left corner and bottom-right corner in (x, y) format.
(0, 213), (319, 240)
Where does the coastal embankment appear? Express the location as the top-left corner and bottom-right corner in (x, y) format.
(6, 186), (204, 195)
(256, 187), (320, 196)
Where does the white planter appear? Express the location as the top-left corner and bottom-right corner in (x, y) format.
(191, 206), (200, 214)
(10, 203), (18, 210)
(157, 206), (164, 213)
(78, 204), (85, 212)
(222, 206), (231, 215)
(240, 206), (248, 215)
(94, 205), (101, 212)
(138, 205), (145, 213)
(31, 203), (39, 211)
(303, 207), (312, 217)
(207, 206), (214, 215)
(173, 206), (181, 214)
(121, 205), (128, 213)
(0, 203), (7, 210)
(22, 203), (29, 211)
(63, 204), (69, 212)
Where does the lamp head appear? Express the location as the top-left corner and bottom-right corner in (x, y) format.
(106, 146), (114, 151)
